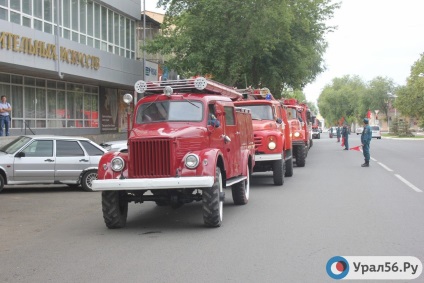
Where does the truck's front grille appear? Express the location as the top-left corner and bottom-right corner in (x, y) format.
(129, 139), (172, 178)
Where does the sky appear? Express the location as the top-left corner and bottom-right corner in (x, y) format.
(145, 0), (424, 104)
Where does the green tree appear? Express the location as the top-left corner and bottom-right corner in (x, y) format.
(365, 76), (395, 124)
(396, 54), (424, 128)
(317, 75), (366, 126)
(149, 0), (340, 95)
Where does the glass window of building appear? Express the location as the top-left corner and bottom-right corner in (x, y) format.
(44, 0), (52, 22)
(1, 0), (136, 59)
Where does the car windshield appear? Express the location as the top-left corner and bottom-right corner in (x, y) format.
(136, 100), (203, 124)
(242, 105), (273, 120)
(371, 126), (380, 131)
(0, 136), (32, 154)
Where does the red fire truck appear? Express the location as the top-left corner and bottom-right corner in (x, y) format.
(281, 98), (313, 167)
(92, 77), (255, 228)
(234, 88), (293, 185)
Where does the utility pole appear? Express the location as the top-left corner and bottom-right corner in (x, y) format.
(143, 0), (146, 81)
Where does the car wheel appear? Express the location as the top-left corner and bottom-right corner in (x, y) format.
(102, 191), (128, 229)
(81, 170), (97, 192)
(203, 167), (223, 227)
(0, 174), (4, 193)
(232, 165), (250, 204)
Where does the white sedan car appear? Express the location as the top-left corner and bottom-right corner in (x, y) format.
(0, 135), (107, 192)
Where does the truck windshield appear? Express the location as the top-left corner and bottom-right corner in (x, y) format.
(241, 105), (273, 120)
(136, 100), (203, 123)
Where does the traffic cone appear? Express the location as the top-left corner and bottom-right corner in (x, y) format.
(350, 145), (361, 151)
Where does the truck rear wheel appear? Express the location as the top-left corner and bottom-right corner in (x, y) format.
(203, 167), (223, 227)
(273, 159), (284, 186)
(232, 165), (250, 205)
(295, 145), (306, 167)
(102, 191), (128, 229)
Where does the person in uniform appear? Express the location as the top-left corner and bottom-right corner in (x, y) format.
(342, 125), (349, 150)
(361, 118), (372, 167)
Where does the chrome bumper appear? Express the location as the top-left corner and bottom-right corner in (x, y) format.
(92, 176), (214, 191)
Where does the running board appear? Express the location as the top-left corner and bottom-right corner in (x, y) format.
(226, 176), (247, 187)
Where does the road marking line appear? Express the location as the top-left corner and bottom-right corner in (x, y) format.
(394, 174), (423, 193)
(371, 157), (377, 161)
(378, 162), (393, 172)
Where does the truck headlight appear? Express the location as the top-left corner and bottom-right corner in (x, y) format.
(268, 141), (276, 150)
(185, 154), (199, 169)
(294, 132), (301, 138)
(111, 157), (125, 172)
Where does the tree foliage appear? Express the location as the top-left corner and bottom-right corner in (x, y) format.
(317, 75), (366, 126)
(317, 75), (397, 127)
(147, 0), (340, 95)
(396, 53), (424, 128)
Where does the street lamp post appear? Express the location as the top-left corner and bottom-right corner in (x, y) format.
(387, 92), (398, 133)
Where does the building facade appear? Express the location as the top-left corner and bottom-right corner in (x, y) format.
(0, 0), (144, 143)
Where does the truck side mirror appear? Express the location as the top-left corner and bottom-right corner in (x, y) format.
(276, 118), (282, 124)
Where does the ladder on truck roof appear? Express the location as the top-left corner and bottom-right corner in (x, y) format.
(236, 87), (275, 101)
(134, 77), (242, 101)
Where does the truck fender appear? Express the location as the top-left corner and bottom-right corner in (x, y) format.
(179, 148), (225, 178)
(240, 150), (253, 176)
(96, 151), (129, 180)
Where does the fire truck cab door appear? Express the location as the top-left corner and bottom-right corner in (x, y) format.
(221, 103), (241, 178)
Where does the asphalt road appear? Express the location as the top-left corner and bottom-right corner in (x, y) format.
(1, 134), (423, 282)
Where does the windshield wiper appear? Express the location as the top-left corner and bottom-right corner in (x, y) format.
(182, 97), (199, 108)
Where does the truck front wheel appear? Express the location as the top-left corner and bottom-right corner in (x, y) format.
(295, 145), (306, 167)
(273, 159), (284, 186)
(285, 150), (294, 177)
(102, 191), (128, 229)
(232, 165), (250, 205)
(203, 167), (223, 227)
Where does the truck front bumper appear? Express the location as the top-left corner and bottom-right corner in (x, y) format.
(255, 153), (282, 162)
(92, 176), (214, 191)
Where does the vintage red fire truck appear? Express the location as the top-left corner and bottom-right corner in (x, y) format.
(92, 77), (255, 228)
(281, 98), (313, 167)
(234, 88), (293, 185)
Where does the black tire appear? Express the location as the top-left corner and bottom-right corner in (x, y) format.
(81, 170), (97, 192)
(232, 165), (250, 204)
(318, 134), (321, 139)
(155, 201), (169, 206)
(0, 174), (4, 193)
(203, 167), (223, 227)
(295, 145), (306, 167)
(309, 139), (313, 148)
(67, 184), (81, 189)
(272, 159), (284, 186)
(285, 151), (294, 177)
(102, 191), (128, 229)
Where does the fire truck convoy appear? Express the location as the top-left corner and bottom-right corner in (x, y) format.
(234, 88), (293, 186)
(92, 77), (255, 228)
